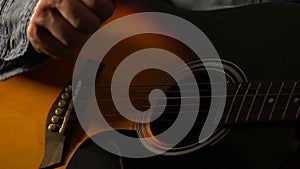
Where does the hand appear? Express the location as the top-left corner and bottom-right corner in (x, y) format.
(28, 0), (116, 59)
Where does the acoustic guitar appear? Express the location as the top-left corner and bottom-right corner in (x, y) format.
(0, 0), (299, 169)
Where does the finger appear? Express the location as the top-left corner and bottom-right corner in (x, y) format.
(34, 7), (89, 48)
(28, 24), (79, 59)
(80, 0), (115, 21)
(54, 0), (102, 34)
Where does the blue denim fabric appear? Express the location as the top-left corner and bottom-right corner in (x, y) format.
(0, 0), (51, 81)
(0, 0), (38, 61)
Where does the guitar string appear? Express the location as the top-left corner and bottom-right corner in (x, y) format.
(68, 90), (300, 119)
(53, 83), (300, 127)
(82, 82), (228, 88)
(69, 100), (300, 111)
(64, 104), (300, 126)
(62, 107), (299, 127)
(92, 87), (294, 95)
(64, 108), (300, 127)
(78, 81), (299, 89)
(47, 101), (300, 127)
(74, 92), (300, 103)
(22, 114), (298, 132)
(85, 86), (293, 95)
(68, 104), (300, 117)
(77, 82), (299, 98)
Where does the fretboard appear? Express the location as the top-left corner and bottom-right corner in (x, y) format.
(220, 81), (300, 125)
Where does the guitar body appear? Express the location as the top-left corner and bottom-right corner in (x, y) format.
(0, 0), (299, 168)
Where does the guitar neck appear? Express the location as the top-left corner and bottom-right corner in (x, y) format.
(220, 81), (300, 125)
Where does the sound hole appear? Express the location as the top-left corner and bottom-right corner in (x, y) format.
(147, 67), (212, 151)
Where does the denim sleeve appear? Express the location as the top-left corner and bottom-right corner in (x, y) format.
(169, 0), (295, 11)
(0, 0), (50, 81)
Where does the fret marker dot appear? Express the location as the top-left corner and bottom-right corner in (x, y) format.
(268, 98), (275, 104)
(294, 97), (299, 103)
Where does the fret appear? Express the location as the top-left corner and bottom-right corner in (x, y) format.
(257, 82), (273, 121)
(282, 81), (298, 120)
(237, 82), (260, 123)
(224, 83), (241, 123)
(245, 82), (261, 122)
(283, 81), (300, 120)
(247, 82), (269, 123)
(220, 82), (238, 125)
(268, 82), (285, 121)
(220, 85), (233, 125)
(296, 102), (300, 120)
(235, 83), (251, 123)
(260, 81), (288, 121)
(227, 83), (250, 124)
(221, 80), (300, 125)
(269, 81), (296, 121)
